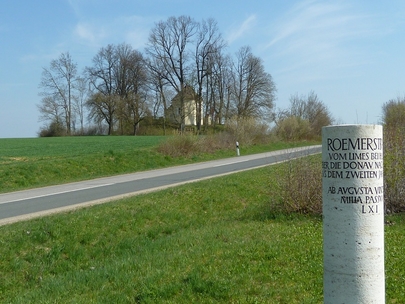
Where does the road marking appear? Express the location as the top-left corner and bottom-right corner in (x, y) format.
(0, 159), (297, 226)
(0, 145), (322, 225)
(213, 161), (245, 167)
(0, 183), (115, 205)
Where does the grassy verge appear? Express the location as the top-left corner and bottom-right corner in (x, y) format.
(0, 136), (317, 193)
(0, 162), (403, 303)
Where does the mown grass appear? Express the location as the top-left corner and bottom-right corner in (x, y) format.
(0, 136), (166, 192)
(0, 162), (404, 303)
(0, 136), (316, 193)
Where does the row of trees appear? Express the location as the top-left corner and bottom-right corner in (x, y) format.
(38, 16), (276, 136)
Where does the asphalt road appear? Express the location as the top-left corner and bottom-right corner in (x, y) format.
(0, 145), (321, 225)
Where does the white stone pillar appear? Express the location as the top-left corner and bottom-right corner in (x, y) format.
(322, 125), (384, 304)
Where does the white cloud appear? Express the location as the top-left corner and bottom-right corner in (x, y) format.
(118, 15), (153, 49)
(265, 0), (378, 78)
(269, 1), (366, 47)
(227, 14), (257, 44)
(73, 22), (107, 47)
(72, 15), (153, 50)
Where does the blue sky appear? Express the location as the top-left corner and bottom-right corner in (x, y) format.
(1, 0), (405, 138)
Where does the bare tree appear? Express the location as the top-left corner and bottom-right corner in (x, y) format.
(194, 18), (225, 131)
(86, 44), (118, 135)
(146, 15), (197, 132)
(305, 91), (332, 136)
(86, 43), (151, 135)
(208, 51), (232, 125)
(290, 91), (332, 136)
(113, 44), (149, 135)
(289, 93), (307, 118)
(39, 52), (77, 135)
(86, 92), (119, 134)
(125, 48), (150, 135)
(276, 91), (333, 139)
(37, 96), (63, 127)
(146, 57), (175, 134)
(230, 46), (276, 120)
(73, 77), (88, 135)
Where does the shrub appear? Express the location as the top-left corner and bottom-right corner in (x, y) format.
(274, 91), (333, 141)
(274, 155), (322, 214)
(157, 117), (272, 158)
(157, 135), (199, 157)
(384, 126), (405, 213)
(38, 121), (66, 137)
(225, 116), (270, 146)
(274, 116), (311, 141)
(198, 133), (234, 153)
(157, 132), (236, 158)
(381, 97), (405, 213)
(272, 125), (405, 215)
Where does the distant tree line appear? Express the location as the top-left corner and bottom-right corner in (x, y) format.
(38, 16), (278, 136)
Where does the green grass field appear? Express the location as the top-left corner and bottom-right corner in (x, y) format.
(0, 136), (168, 192)
(0, 162), (404, 303)
(0, 136), (403, 303)
(0, 136), (312, 193)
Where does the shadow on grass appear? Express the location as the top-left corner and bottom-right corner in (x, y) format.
(239, 200), (323, 223)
